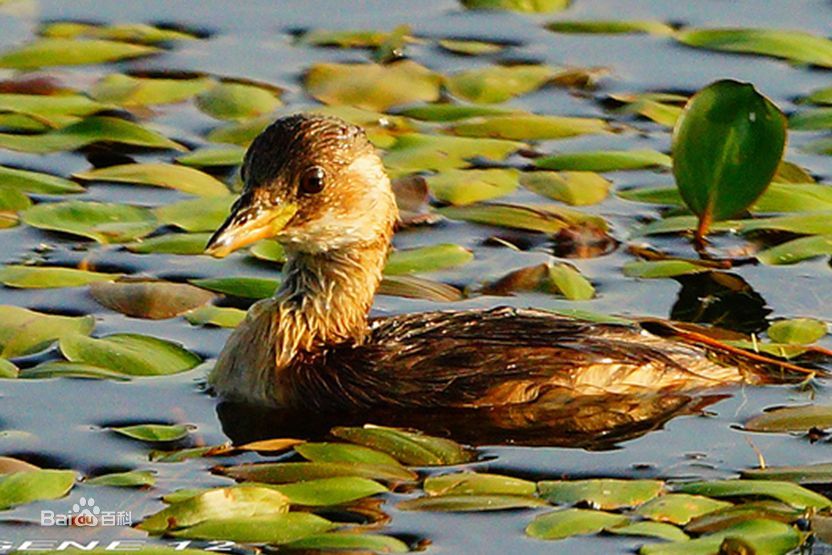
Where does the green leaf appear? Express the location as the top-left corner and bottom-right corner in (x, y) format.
(526, 508), (629, 540)
(744, 404), (832, 433)
(113, 424), (191, 443)
(305, 60), (441, 111)
(85, 470), (156, 487)
(426, 168), (518, 206)
(789, 107), (832, 131)
(19, 361), (131, 381)
(295, 442), (403, 467)
(622, 260), (711, 279)
(806, 86), (832, 106)
(0, 358), (18, 379)
(139, 486), (289, 533)
(184, 306), (245, 329)
(168, 513), (334, 543)
(0, 93), (106, 119)
(546, 20), (674, 35)
(196, 81), (282, 121)
(672, 80), (786, 236)
(0, 265), (120, 288)
(60, 333), (201, 376)
(287, 533), (409, 553)
(0, 469), (75, 510)
(439, 202), (605, 234)
(273, 476), (387, 506)
(757, 234), (832, 265)
(0, 305), (95, 358)
(460, 0), (570, 14)
(298, 29), (391, 48)
(190, 276), (279, 299)
(445, 65), (558, 104)
(607, 521), (689, 542)
(91, 74), (214, 106)
(547, 263), (595, 300)
(534, 149), (671, 171)
(766, 318), (826, 345)
(22, 200), (157, 243)
(520, 171), (610, 206)
(450, 114), (608, 140)
(676, 27), (832, 68)
(438, 38), (504, 55)
(539, 479), (664, 509)
(384, 133), (525, 172)
(384, 244), (474, 275)
(635, 493), (732, 525)
(0, 38), (158, 69)
(674, 480), (831, 509)
(399, 494), (547, 512)
(425, 472), (536, 496)
(176, 146), (245, 167)
(219, 461), (418, 484)
(41, 22), (197, 43)
(154, 196), (233, 232)
(90, 280), (216, 320)
(331, 425), (475, 466)
(206, 115), (270, 146)
(248, 239), (285, 263)
(398, 103), (516, 121)
(639, 519), (801, 555)
(0, 164), (84, 194)
(0, 116), (185, 153)
(742, 463), (832, 484)
(126, 233), (211, 255)
(74, 163), (229, 197)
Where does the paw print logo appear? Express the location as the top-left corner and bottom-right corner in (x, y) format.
(71, 497), (100, 527)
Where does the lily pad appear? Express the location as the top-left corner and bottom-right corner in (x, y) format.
(273, 476), (387, 506)
(249, 239), (285, 263)
(757, 234), (832, 265)
(546, 263), (595, 300)
(607, 521), (689, 542)
(398, 103), (516, 122)
(184, 305), (246, 328)
(640, 519), (801, 555)
(0, 38), (158, 69)
(168, 513), (335, 543)
(219, 461), (418, 484)
(331, 425), (475, 466)
(546, 20), (675, 35)
(623, 260), (711, 279)
(126, 233), (211, 255)
(74, 163), (230, 197)
(190, 276), (279, 299)
(0, 93), (105, 122)
(520, 171), (610, 206)
(534, 149), (671, 171)
(0, 358), (17, 378)
(85, 470), (156, 487)
(0, 469), (75, 510)
(40, 21), (197, 44)
(526, 508), (629, 540)
(425, 472), (536, 496)
(22, 200), (157, 243)
(399, 494), (547, 512)
(742, 463), (832, 484)
(789, 107), (832, 131)
(90, 280), (216, 320)
(635, 493), (732, 525)
(0, 305), (95, 358)
(744, 404), (832, 433)
(305, 60), (441, 111)
(439, 203), (604, 234)
(19, 361), (131, 381)
(438, 38), (505, 55)
(0, 164), (84, 194)
(450, 114), (608, 140)
(176, 146), (245, 167)
(287, 533), (409, 553)
(0, 265), (121, 288)
(196, 81), (282, 121)
(674, 480), (831, 509)
(295, 442), (403, 467)
(154, 196), (233, 232)
(384, 244), (474, 275)
(60, 333), (201, 376)
(445, 64), (557, 104)
(766, 318), (827, 345)
(91, 74), (214, 106)
(539, 479), (664, 510)
(460, 0), (571, 14)
(384, 133), (525, 172)
(298, 29), (392, 48)
(112, 424), (191, 443)
(427, 168), (518, 206)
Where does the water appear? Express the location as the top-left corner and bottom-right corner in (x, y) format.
(0, 0), (831, 552)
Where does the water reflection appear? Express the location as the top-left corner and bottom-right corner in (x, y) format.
(671, 271), (770, 334)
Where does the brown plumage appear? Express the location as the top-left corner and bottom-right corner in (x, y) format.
(205, 113), (792, 412)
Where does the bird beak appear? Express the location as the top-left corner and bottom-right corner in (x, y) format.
(205, 196), (298, 258)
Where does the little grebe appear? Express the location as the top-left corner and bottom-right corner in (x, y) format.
(205, 114), (771, 409)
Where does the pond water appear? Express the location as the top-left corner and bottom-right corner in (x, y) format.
(0, 0), (831, 553)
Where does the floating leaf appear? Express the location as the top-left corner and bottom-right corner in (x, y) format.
(298, 29), (391, 48)
(384, 244), (474, 275)
(305, 61), (441, 111)
(0, 188), (27, 228)
(546, 20), (674, 35)
(547, 263), (595, 300)
(0, 457), (39, 474)
(684, 501), (801, 535)
(439, 202), (604, 234)
(248, 239), (285, 263)
(399, 494), (547, 512)
(766, 318), (827, 345)
(287, 533), (408, 553)
(445, 65), (557, 104)
(425, 472), (536, 496)
(0, 265), (120, 289)
(41, 22), (197, 44)
(675, 480), (831, 509)
(184, 305), (246, 328)
(378, 275), (464, 302)
(220, 461), (418, 484)
(0, 358), (17, 378)
(757, 234), (832, 266)
(168, 513), (334, 543)
(789, 107), (832, 131)
(676, 28), (832, 68)
(274, 477), (387, 506)
(60, 333), (201, 376)
(206, 115), (270, 146)
(331, 425), (475, 466)
(460, 0), (570, 14)
(450, 114), (608, 140)
(0, 469), (75, 510)
(0, 93), (105, 120)
(745, 404), (832, 433)
(398, 103), (515, 122)
(640, 519), (801, 555)
(526, 508), (629, 540)
(139, 486), (289, 533)
(154, 196), (233, 232)
(623, 260), (711, 279)
(90, 280), (216, 319)
(74, 163), (229, 197)
(742, 463), (832, 484)
(0, 116), (185, 153)
(672, 80), (786, 239)
(190, 276), (279, 299)
(539, 479), (663, 510)
(607, 521), (689, 541)
(0, 38), (158, 69)
(22, 200), (157, 243)
(0, 164), (83, 194)
(384, 133), (525, 172)
(520, 171), (610, 206)
(438, 38), (504, 55)
(91, 74), (214, 106)
(196, 81), (282, 121)
(635, 493), (732, 525)
(807, 86), (832, 106)
(113, 424), (191, 443)
(0, 305), (94, 358)
(85, 470), (156, 487)
(126, 233), (211, 255)
(177, 146), (245, 167)
(295, 442), (403, 467)
(426, 168), (518, 206)
(534, 149), (671, 172)
(19, 361), (131, 381)
(611, 92), (685, 127)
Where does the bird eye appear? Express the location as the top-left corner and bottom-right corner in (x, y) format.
(299, 166), (326, 195)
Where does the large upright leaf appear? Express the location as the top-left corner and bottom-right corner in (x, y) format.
(0, 305), (94, 358)
(672, 80), (786, 239)
(0, 38), (158, 69)
(676, 28), (832, 68)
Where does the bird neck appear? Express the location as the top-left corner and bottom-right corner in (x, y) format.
(271, 235), (390, 367)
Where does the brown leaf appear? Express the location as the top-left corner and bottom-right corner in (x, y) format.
(90, 279), (216, 319)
